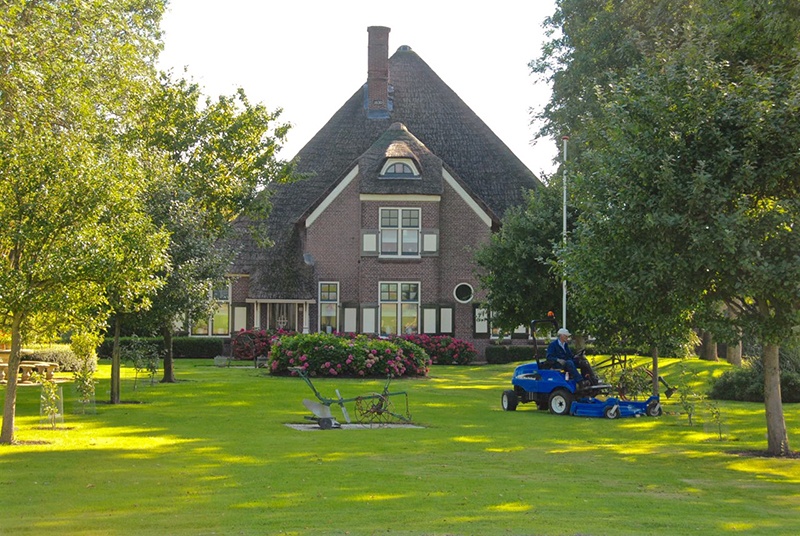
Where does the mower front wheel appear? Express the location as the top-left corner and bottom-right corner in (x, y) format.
(646, 400), (663, 417)
(548, 389), (574, 416)
(501, 390), (519, 411)
(604, 404), (620, 419)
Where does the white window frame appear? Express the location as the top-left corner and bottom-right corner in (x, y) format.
(379, 158), (420, 178)
(473, 306), (526, 339)
(380, 207), (421, 257)
(192, 282), (231, 337)
(379, 281), (420, 336)
(318, 281), (339, 334)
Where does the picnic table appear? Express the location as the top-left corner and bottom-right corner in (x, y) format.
(0, 350), (59, 383)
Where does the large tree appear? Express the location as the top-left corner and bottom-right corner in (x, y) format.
(0, 0), (167, 443)
(539, 0), (800, 455)
(129, 74), (293, 383)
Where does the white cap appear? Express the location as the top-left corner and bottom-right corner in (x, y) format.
(557, 328), (571, 336)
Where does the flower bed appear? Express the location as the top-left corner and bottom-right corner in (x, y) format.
(269, 332), (430, 378)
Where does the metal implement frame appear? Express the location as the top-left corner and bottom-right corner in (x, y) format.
(289, 367), (411, 427)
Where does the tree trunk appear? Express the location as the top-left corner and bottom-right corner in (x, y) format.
(110, 316), (122, 404)
(650, 346), (659, 397)
(1, 315), (24, 444)
(700, 331), (719, 361)
(726, 340), (742, 367)
(161, 325), (176, 383)
(763, 343), (790, 456)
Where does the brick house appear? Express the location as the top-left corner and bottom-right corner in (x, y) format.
(200, 27), (542, 356)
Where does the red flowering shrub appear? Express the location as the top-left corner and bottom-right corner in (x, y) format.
(397, 334), (477, 365)
(231, 329), (294, 361)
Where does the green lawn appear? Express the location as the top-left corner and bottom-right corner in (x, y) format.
(1, 358), (798, 535)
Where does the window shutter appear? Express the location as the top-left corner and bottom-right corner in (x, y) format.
(361, 230), (379, 256)
(440, 307), (454, 334)
(421, 229), (439, 255)
(361, 306), (378, 334)
(343, 307), (358, 333)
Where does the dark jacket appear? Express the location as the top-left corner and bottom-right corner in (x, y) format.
(546, 339), (573, 362)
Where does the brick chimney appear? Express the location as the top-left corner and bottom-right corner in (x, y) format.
(367, 26), (390, 118)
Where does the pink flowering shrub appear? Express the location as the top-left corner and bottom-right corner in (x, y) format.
(396, 334), (477, 365)
(269, 332), (429, 378)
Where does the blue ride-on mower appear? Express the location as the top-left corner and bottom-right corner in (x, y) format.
(500, 317), (663, 419)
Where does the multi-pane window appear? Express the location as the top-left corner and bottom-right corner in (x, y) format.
(379, 282), (419, 336)
(319, 282), (339, 333)
(382, 162), (415, 176)
(473, 306), (527, 339)
(192, 283), (230, 336)
(380, 208), (420, 256)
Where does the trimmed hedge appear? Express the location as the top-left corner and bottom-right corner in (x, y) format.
(485, 344), (545, 365)
(172, 337), (225, 358)
(98, 337), (225, 359)
(269, 332), (430, 378)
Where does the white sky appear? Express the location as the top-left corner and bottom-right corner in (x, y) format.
(157, 0), (559, 179)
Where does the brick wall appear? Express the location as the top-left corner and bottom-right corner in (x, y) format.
(303, 166), (504, 358)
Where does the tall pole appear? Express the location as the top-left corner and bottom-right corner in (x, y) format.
(562, 135), (569, 330)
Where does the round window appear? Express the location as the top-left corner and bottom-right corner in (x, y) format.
(453, 283), (474, 304)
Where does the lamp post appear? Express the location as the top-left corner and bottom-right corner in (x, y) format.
(562, 135), (569, 330)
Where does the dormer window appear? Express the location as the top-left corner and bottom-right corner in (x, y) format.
(380, 158), (420, 179)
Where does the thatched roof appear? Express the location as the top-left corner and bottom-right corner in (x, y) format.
(231, 45), (541, 300)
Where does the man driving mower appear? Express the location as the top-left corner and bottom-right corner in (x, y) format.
(546, 328), (600, 386)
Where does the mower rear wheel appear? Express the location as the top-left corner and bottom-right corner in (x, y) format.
(501, 390), (519, 411)
(548, 389), (574, 416)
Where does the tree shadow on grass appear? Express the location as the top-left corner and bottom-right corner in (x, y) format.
(733, 449), (800, 459)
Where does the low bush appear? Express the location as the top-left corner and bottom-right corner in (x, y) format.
(269, 332), (429, 378)
(709, 359), (800, 403)
(396, 334), (477, 365)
